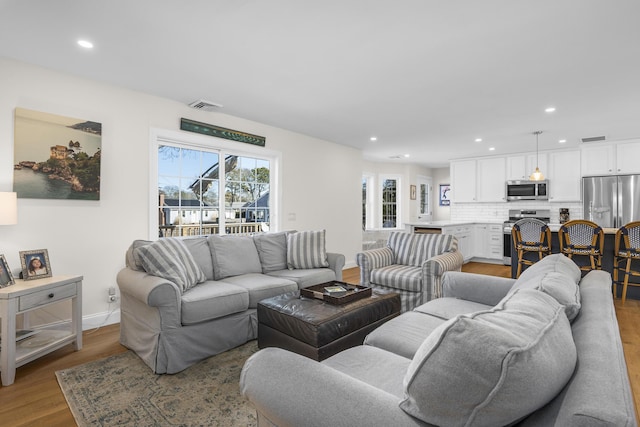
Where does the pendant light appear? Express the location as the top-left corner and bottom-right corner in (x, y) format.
(530, 130), (544, 181)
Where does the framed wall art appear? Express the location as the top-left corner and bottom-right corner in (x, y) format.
(410, 185), (416, 200)
(13, 107), (102, 200)
(20, 249), (52, 280)
(439, 184), (451, 206)
(0, 254), (15, 287)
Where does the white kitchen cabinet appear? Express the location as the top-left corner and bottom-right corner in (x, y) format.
(450, 160), (477, 202)
(580, 140), (640, 176)
(506, 154), (548, 181)
(451, 157), (506, 203)
(548, 150), (581, 202)
(474, 223), (503, 261)
(581, 144), (615, 176)
(615, 141), (640, 174)
(477, 157), (506, 202)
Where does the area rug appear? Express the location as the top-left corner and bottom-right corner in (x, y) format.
(56, 340), (259, 426)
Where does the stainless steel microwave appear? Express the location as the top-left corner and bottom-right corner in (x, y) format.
(505, 180), (549, 201)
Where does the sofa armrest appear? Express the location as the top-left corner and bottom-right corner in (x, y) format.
(327, 252), (345, 281)
(422, 250), (465, 300)
(356, 247), (394, 286)
(240, 348), (426, 427)
(116, 268), (182, 328)
(441, 271), (516, 306)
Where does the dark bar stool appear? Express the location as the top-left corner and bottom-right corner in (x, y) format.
(558, 219), (604, 272)
(511, 218), (552, 278)
(614, 221), (640, 304)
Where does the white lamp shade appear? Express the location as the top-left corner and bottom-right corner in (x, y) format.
(0, 192), (18, 225)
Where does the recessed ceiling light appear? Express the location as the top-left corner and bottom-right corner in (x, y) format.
(545, 106), (556, 113)
(475, 138), (482, 142)
(489, 147), (495, 151)
(77, 40), (94, 49)
(403, 154), (410, 158)
(558, 139), (567, 143)
(370, 136), (377, 142)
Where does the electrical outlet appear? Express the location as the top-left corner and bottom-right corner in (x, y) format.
(108, 287), (117, 303)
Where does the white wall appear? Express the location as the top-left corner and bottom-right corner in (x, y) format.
(0, 58), (362, 328)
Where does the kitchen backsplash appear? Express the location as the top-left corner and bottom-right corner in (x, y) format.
(450, 201), (583, 224)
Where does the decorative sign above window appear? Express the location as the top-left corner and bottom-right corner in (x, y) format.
(180, 118), (266, 147)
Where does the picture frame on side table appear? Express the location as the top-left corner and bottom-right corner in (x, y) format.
(19, 249), (52, 280)
(0, 254), (15, 287)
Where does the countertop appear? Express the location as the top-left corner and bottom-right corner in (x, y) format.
(406, 221), (617, 234)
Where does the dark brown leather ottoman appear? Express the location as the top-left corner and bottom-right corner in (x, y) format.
(257, 289), (401, 361)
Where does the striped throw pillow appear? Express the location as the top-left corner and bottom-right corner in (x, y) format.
(134, 238), (206, 292)
(287, 230), (329, 269)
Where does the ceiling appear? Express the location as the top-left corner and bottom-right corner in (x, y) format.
(1, 0), (640, 167)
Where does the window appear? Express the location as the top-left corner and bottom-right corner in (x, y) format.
(153, 130), (277, 238)
(417, 175), (432, 221)
(362, 173), (401, 230)
(381, 177), (398, 228)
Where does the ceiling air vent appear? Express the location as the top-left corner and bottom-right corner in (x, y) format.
(188, 99), (223, 111)
(580, 135), (606, 143)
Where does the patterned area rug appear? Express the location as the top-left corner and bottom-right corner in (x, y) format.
(56, 340), (258, 426)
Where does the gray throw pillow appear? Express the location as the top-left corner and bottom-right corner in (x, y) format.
(286, 230), (329, 269)
(511, 271), (581, 321)
(400, 289), (577, 427)
(253, 232), (288, 273)
(134, 238), (206, 292)
(208, 235), (262, 280)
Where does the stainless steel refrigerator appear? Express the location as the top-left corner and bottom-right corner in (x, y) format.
(582, 175), (640, 228)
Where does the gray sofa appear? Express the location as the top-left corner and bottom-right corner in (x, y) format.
(356, 232), (464, 312)
(117, 230), (345, 374)
(240, 254), (637, 426)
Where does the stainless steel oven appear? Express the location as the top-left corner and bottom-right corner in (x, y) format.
(503, 209), (551, 265)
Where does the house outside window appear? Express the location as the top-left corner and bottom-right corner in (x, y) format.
(155, 134), (276, 238)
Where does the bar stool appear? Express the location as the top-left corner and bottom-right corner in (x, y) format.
(511, 218), (552, 278)
(558, 219), (603, 272)
(614, 221), (640, 304)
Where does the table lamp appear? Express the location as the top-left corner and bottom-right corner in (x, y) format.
(0, 192), (18, 225)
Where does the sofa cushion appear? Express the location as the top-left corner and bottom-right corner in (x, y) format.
(413, 297), (493, 320)
(518, 253), (581, 285)
(287, 230), (329, 269)
(400, 289), (577, 427)
(134, 238), (206, 292)
(364, 311), (446, 359)
(253, 231), (288, 273)
(370, 264), (422, 292)
(511, 271), (581, 321)
(220, 273), (298, 308)
(266, 268), (336, 289)
(409, 233), (455, 266)
(180, 280), (249, 324)
(208, 235), (262, 280)
(387, 232), (414, 265)
(181, 237), (215, 281)
(323, 345), (412, 400)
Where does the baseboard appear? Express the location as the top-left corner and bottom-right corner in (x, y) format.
(82, 309), (121, 330)
(343, 260), (357, 269)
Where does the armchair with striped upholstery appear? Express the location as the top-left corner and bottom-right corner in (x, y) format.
(356, 232), (464, 312)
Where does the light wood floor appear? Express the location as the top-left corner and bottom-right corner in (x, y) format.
(1, 262), (638, 426)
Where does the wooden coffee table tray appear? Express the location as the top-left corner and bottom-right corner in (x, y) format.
(300, 281), (372, 305)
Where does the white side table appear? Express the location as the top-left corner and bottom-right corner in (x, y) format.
(0, 275), (82, 386)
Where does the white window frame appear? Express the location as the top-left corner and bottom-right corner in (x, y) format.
(149, 128), (281, 240)
(379, 174), (402, 230)
(362, 173), (403, 231)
